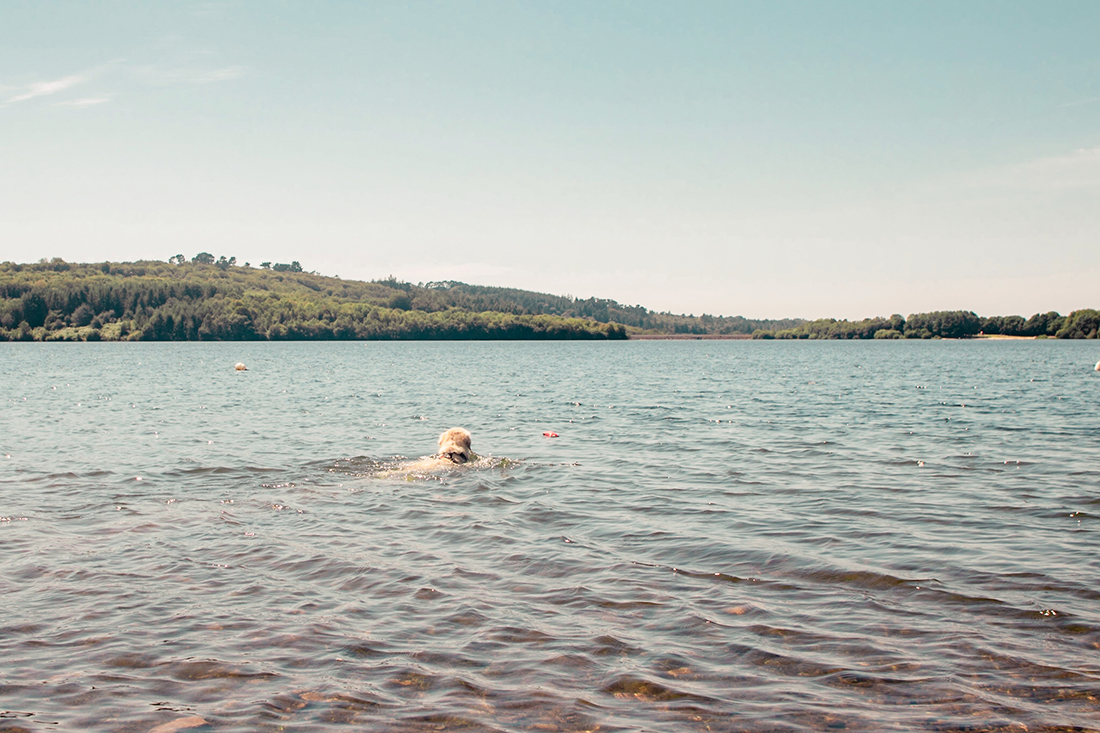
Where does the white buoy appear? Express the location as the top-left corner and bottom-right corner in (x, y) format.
(235, 362), (248, 371)
(1095, 360), (1100, 372)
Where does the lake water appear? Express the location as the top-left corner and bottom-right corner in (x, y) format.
(2, 340), (1098, 733)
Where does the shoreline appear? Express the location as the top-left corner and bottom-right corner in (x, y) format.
(629, 333), (754, 340)
(630, 333), (1049, 341)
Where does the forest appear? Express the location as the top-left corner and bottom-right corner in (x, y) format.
(1, 257), (1096, 341)
(750, 309), (1099, 340)
(0, 256), (807, 342)
(0, 258), (627, 341)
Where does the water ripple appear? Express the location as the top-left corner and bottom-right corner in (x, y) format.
(2, 341), (1098, 732)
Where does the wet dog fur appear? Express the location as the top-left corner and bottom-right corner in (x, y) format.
(436, 427), (474, 465)
(379, 428), (477, 478)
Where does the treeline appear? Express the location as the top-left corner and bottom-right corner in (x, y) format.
(411, 280), (803, 335)
(0, 257), (798, 342)
(0, 259), (626, 341)
(752, 310), (1100, 340)
(4, 258), (1095, 342)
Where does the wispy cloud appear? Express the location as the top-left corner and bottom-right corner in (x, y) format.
(2, 61), (123, 107)
(56, 96), (112, 107)
(6, 75), (83, 104)
(3, 58), (244, 110)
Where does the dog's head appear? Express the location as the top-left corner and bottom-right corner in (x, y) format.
(438, 427), (473, 464)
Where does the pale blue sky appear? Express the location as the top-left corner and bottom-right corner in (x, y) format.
(2, 1), (1097, 319)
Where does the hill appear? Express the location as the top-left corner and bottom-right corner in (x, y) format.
(3, 257), (1094, 342)
(0, 257), (798, 342)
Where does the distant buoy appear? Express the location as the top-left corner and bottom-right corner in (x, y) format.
(235, 363), (248, 371)
(543, 431), (559, 438)
(1095, 360), (1100, 372)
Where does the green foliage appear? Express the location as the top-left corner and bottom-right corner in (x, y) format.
(1055, 309), (1100, 339)
(0, 259), (626, 341)
(1024, 311), (1065, 336)
(752, 309), (1080, 340)
(759, 316), (902, 340)
(411, 281), (801, 335)
(978, 312), (1065, 337)
(903, 311), (981, 339)
(3, 258), (1087, 342)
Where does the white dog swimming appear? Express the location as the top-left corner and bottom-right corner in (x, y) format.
(375, 428), (478, 478)
(435, 427), (475, 465)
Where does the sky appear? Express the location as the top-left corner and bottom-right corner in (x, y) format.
(1, 1), (1098, 320)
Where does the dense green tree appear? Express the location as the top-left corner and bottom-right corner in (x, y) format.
(758, 316), (899, 340)
(71, 303), (94, 327)
(2, 259), (1087, 342)
(1055, 309), (1099, 339)
(416, 281), (800, 335)
(0, 260), (629, 341)
(903, 311), (981, 339)
(1024, 311), (1065, 336)
(20, 291), (48, 328)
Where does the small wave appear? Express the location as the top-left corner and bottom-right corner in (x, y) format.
(788, 566), (938, 592)
(167, 465), (282, 477)
(333, 455), (522, 481)
(601, 673), (719, 705)
(822, 669), (937, 690)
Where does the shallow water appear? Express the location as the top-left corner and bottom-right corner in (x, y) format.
(1, 340), (1098, 733)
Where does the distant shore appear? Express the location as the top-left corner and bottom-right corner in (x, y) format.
(629, 333), (754, 340)
(631, 333), (1046, 341)
(2, 260), (1096, 342)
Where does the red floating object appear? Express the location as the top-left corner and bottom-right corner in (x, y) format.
(543, 431), (559, 438)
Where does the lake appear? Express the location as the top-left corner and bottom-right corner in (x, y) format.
(1, 340), (1098, 732)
